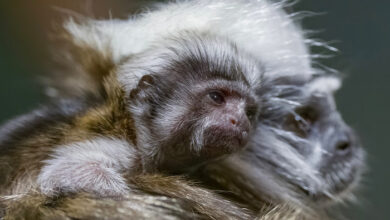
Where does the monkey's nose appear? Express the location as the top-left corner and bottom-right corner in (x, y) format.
(335, 134), (352, 156)
(228, 115), (250, 134)
(230, 118), (237, 125)
(228, 116), (247, 128)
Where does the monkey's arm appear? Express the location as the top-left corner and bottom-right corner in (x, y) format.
(37, 137), (138, 197)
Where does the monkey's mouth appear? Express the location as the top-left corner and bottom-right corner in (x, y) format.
(299, 147), (366, 202)
(303, 166), (358, 202)
(202, 127), (249, 157)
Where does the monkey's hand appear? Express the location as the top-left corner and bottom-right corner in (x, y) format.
(37, 138), (137, 197)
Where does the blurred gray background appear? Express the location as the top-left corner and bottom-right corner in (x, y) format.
(0, 0), (388, 218)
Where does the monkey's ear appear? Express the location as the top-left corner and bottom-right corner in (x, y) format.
(137, 75), (155, 89)
(129, 75), (156, 100)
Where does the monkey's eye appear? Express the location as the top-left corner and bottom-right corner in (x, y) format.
(285, 106), (318, 137)
(296, 106), (318, 124)
(208, 91), (225, 105)
(246, 106), (257, 121)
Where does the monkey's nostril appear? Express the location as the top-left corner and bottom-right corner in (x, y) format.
(336, 141), (351, 154)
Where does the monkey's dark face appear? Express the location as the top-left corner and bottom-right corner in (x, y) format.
(283, 93), (365, 201)
(178, 81), (257, 158)
(145, 64), (259, 172)
(201, 91), (252, 156)
(237, 77), (365, 206)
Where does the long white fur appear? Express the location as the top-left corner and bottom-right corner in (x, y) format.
(64, 0), (313, 87)
(37, 137), (137, 196)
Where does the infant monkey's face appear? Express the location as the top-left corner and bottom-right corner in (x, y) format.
(180, 79), (258, 158)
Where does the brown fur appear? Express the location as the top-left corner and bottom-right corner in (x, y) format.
(2, 174), (254, 220)
(1, 189), (319, 220)
(129, 174), (254, 219)
(2, 193), (196, 220)
(257, 204), (327, 220)
(0, 72), (137, 196)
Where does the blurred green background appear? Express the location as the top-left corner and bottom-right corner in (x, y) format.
(0, 1), (388, 218)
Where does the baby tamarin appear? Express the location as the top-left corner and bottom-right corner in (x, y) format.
(0, 33), (261, 197)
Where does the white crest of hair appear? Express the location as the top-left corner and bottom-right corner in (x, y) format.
(37, 137), (137, 197)
(64, 0), (315, 84)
